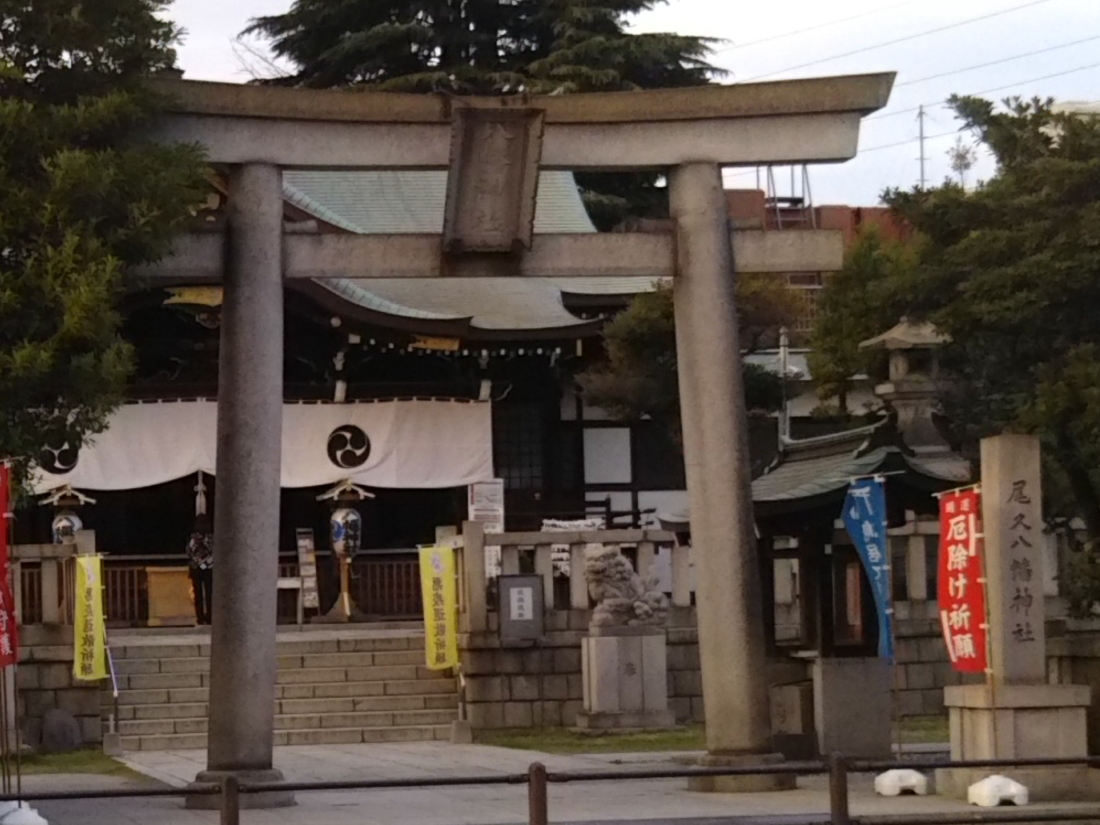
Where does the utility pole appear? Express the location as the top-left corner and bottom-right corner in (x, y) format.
(917, 105), (928, 189)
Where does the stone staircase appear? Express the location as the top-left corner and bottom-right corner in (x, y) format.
(103, 628), (458, 751)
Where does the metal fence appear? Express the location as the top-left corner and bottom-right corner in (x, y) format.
(7, 755), (1100, 825)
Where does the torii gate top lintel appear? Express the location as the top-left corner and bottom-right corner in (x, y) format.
(149, 72), (895, 171)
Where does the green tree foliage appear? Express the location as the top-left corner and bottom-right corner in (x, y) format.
(578, 278), (796, 443)
(244, 0), (717, 229)
(808, 228), (918, 414)
(812, 95), (1100, 611)
(0, 0), (208, 486)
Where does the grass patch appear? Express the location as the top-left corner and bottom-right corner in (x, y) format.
(476, 725), (706, 754)
(898, 715), (949, 744)
(3, 749), (141, 778)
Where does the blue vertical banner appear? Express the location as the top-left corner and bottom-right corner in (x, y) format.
(841, 478), (894, 661)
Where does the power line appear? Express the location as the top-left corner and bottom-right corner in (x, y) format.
(739, 0), (1055, 83)
(867, 58), (1100, 122)
(713, 1), (922, 54)
(894, 33), (1100, 88)
(862, 129), (960, 155)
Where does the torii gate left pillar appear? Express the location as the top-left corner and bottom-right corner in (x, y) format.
(154, 74), (895, 806)
(189, 163), (292, 808)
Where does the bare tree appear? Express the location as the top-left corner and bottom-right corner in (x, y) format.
(947, 135), (979, 188)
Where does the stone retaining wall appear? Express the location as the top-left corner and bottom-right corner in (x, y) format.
(17, 627), (102, 748)
(461, 607), (703, 729)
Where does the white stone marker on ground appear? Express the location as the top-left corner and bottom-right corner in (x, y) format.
(874, 769), (928, 796)
(968, 775), (1029, 807)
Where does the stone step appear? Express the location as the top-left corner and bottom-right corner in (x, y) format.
(115, 679), (456, 706)
(113, 635), (426, 662)
(112, 693), (457, 721)
(119, 724), (450, 751)
(118, 709), (457, 737)
(113, 649), (429, 676)
(114, 662), (448, 689)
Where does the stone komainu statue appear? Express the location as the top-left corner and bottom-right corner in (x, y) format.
(585, 545), (670, 628)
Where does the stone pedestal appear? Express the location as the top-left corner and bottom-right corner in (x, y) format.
(936, 684), (1099, 801)
(577, 627), (675, 731)
(812, 657), (892, 758)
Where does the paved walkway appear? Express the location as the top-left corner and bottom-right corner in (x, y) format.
(23, 743), (1095, 825)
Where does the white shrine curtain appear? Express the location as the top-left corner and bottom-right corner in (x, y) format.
(30, 400), (493, 493)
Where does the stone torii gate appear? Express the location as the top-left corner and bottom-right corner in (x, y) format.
(142, 72), (893, 804)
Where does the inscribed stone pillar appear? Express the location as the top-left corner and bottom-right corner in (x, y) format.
(670, 163), (787, 791)
(980, 434), (1045, 684)
(189, 164), (291, 808)
(939, 434), (1095, 800)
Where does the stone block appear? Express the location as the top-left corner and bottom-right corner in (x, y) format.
(671, 670), (702, 697)
(562, 700), (583, 726)
(690, 697), (706, 723)
(666, 645), (685, 671)
(563, 673), (582, 699)
(496, 651), (525, 675)
(38, 664), (71, 690)
(899, 690), (924, 717)
(906, 663), (935, 690)
(567, 610), (590, 631)
(509, 675), (541, 702)
(467, 703), (504, 729)
(921, 689), (945, 714)
(544, 675), (569, 701)
(79, 715), (102, 744)
(917, 636), (947, 663)
(530, 702), (545, 726)
(540, 701), (563, 727)
(813, 657), (892, 758)
(458, 650), (497, 676)
(467, 676), (506, 703)
(553, 648), (580, 674)
(895, 638), (920, 664)
(24, 690), (57, 718)
(546, 611), (569, 632)
(503, 702), (533, 728)
(15, 667), (39, 690)
(671, 697), (691, 723)
(56, 689), (100, 717)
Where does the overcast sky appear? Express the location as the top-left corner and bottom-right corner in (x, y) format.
(170, 0), (1100, 205)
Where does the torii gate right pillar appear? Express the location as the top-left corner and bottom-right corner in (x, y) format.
(671, 163), (792, 791)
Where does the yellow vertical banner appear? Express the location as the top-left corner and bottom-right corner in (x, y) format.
(73, 556), (107, 681)
(419, 546), (458, 671)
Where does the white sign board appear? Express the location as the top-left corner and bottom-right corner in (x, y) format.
(295, 529), (320, 609)
(509, 586), (535, 621)
(468, 479), (505, 577)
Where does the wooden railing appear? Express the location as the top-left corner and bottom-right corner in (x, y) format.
(14, 549), (423, 627)
(351, 556), (422, 618)
(457, 523), (687, 634)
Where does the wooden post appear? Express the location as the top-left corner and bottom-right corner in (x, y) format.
(528, 763), (548, 825)
(461, 522), (488, 633)
(671, 542), (692, 608)
(219, 775), (240, 825)
(637, 541), (656, 579)
(569, 543), (588, 609)
(502, 545), (520, 576)
(40, 560), (61, 625)
(535, 544), (554, 610)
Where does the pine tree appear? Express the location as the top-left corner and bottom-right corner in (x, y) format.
(0, 0), (208, 485)
(244, 0), (718, 228)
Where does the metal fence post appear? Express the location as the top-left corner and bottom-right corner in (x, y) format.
(828, 753), (849, 825)
(528, 762), (548, 825)
(220, 775), (240, 825)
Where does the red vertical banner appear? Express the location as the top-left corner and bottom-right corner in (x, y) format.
(0, 466), (18, 667)
(938, 489), (988, 673)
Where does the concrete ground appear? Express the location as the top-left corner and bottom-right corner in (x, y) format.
(20, 743), (1099, 825)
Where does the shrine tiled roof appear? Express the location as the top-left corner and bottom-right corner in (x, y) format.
(281, 170), (627, 337)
